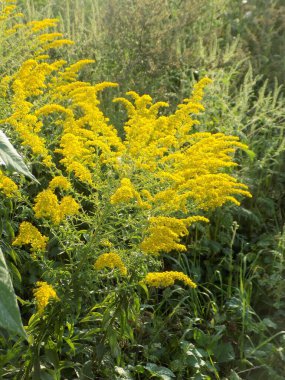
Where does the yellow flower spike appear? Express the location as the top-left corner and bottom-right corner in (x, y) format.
(12, 222), (48, 252)
(110, 178), (149, 208)
(33, 188), (80, 224)
(66, 162), (93, 185)
(110, 178), (136, 204)
(58, 59), (96, 81)
(35, 104), (73, 117)
(27, 19), (59, 33)
(0, 171), (19, 197)
(65, 59), (95, 73)
(33, 281), (59, 314)
(148, 101), (169, 117)
(94, 253), (127, 276)
(59, 196), (80, 219)
(48, 176), (71, 191)
(140, 216), (209, 255)
(41, 39), (74, 51)
(113, 97), (136, 116)
(38, 32), (63, 42)
(33, 189), (61, 225)
(125, 91), (140, 101)
(143, 271), (197, 288)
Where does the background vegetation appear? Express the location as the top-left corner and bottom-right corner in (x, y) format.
(1, 0), (284, 379)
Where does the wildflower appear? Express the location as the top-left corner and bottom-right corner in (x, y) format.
(35, 104), (72, 117)
(12, 222), (48, 252)
(33, 281), (59, 314)
(58, 59), (95, 81)
(143, 271), (197, 288)
(110, 178), (150, 208)
(33, 189), (80, 224)
(110, 178), (137, 204)
(94, 253), (127, 276)
(42, 39), (74, 51)
(27, 19), (59, 32)
(33, 189), (61, 224)
(140, 216), (209, 255)
(59, 196), (80, 219)
(48, 176), (71, 191)
(38, 32), (63, 42)
(0, 171), (19, 197)
(66, 161), (93, 184)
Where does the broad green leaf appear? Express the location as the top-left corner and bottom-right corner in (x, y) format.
(0, 130), (39, 182)
(0, 247), (26, 338)
(115, 366), (133, 379)
(214, 342), (235, 363)
(145, 363), (175, 380)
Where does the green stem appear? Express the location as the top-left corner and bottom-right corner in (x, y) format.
(228, 221), (239, 298)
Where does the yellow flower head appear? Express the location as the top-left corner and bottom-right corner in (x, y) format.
(94, 253), (127, 276)
(48, 176), (71, 191)
(110, 178), (150, 208)
(143, 271), (197, 288)
(33, 281), (59, 314)
(27, 19), (59, 33)
(33, 189), (61, 224)
(110, 178), (136, 204)
(140, 216), (209, 255)
(12, 222), (48, 252)
(59, 195), (80, 219)
(0, 171), (19, 197)
(33, 189), (80, 224)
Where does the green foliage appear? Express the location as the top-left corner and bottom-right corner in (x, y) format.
(1, 0), (285, 379)
(0, 247), (26, 337)
(0, 130), (37, 181)
(0, 129), (36, 339)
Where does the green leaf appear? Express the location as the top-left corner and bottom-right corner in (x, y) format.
(214, 342), (235, 363)
(244, 148), (256, 161)
(0, 247), (26, 338)
(145, 363), (175, 380)
(262, 318), (277, 329)
(0, 130), (39, 182)
(229, 370), (243, 380)
(115, 366), (133, 379)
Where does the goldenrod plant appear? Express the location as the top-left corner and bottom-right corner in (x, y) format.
(1, 1), (284, 379)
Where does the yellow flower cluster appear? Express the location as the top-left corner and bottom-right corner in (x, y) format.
(94, 253), (127, 276)
(33, 281), (59, 314)
(52, 79), (125, 184)
(27, 18), (59, 33)
(143, 271), (197, 288)
(0, 2), (252, 297)
(140, 216), (209, 255)
(110, 178), (150, 208)
(113, 78), (251, 213)
(48, 176), (71, 191)
(33, 189), (79, 225)
(0, 1), (17, 22)
(12, 221), (48, 252)
(0, 170), (18, 197)
(2, 59), (57, 166)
